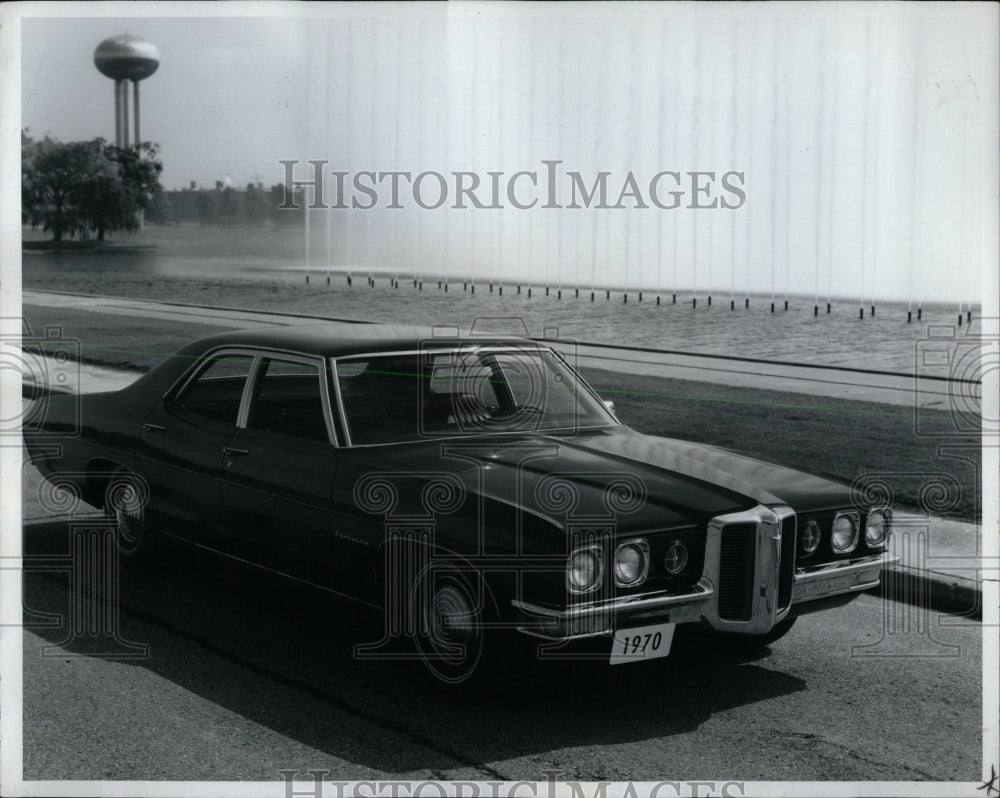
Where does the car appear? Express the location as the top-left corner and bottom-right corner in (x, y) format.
(24, 323), (898, 687)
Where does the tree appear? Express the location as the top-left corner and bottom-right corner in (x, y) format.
(145, 185), (173, 224)
(219, 186), (244, 223)
(21, 133), (164, 241)
(243, 183), (270, 224)
(84, 142), (164, 240)
(195, 189), (219, 223)
(22, 136), (108, 241)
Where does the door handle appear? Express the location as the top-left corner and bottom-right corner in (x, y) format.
(222, 446), (250, 456)
(142, 423), (166, 432)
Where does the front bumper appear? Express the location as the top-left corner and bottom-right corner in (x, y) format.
(512, 504), (899, 641)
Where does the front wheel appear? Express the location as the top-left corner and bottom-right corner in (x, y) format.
(410, 567), (503, 694)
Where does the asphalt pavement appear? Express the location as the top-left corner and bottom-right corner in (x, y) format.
(19, 521), (983, 782)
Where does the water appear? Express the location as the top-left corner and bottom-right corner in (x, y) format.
(21, 225), (982, 378)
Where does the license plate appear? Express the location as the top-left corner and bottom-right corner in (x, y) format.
(609, 622), (676, 665)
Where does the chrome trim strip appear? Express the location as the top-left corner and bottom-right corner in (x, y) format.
(516, 626), (610, 641)
(795, 551), (898, 580)
(317, 356), (338, 446)
(328, 358), (352, 448)
(512, 581), (713, 621)
(773, 505), (796, 619)
(325, 424), (616, 450)
(235, 352), (261, 429)
(792, 578), (882, 605)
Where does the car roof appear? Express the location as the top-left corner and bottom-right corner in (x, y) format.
(188, 322), (539, 359)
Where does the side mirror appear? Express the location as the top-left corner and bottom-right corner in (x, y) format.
(602, 400), (618, 420)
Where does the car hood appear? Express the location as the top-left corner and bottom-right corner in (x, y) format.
(378, 426), (855, 529)
(569, 429), (854, 511)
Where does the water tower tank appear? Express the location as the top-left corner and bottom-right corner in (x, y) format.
(93, 34), (160, 82)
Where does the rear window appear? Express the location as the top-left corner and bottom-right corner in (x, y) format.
(175, 352), (254, 425)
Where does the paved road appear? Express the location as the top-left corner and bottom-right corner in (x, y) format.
(21, 517), (981, 783)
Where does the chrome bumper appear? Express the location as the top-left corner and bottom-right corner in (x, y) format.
(792, 552), (898, 603)
(512, 504), (899, 641)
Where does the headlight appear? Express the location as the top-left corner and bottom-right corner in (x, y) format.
(831, 513), (859, 553)
(800, 520), (822, 555)
(865, 509), (891, 547)
(567, 547), (602, 593)
(613, 540), (649, 586)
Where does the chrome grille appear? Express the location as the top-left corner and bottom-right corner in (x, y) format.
(717, 523), (756, 621)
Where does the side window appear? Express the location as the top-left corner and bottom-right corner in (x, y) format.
(247, 357), (329, 443)
(336, 357), (424, 445)
(175, 353), (254, 425)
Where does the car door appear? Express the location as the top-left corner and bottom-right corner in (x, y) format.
(325, 354), (429, 605)
(137, 348), (257, 545)
(219, 353), (340, 586)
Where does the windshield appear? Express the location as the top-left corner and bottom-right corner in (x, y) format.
(334, 346), (615, 445)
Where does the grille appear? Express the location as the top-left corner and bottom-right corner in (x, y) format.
(717, 523), (756, 621)
(778, 515), (796, 611)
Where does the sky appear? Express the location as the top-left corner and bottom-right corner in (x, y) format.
(14, 2), (1000, 303)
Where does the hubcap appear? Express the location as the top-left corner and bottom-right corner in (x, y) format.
(113, 481), (143, 548)
(426, 584), (480, 664)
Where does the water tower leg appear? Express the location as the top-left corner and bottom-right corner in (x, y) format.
(133, 80), (141, 145)
(121, 79), (130, 148)
(114, 79), (124, 147)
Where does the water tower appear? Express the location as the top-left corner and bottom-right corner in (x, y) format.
(93, 34), (159, 148)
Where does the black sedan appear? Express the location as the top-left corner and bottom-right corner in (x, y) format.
(24, 324), (897, 687)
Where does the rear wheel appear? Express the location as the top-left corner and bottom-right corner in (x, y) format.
(104, 467), (153, 557)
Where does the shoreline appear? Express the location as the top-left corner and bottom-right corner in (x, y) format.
(23, 240), (158, 253)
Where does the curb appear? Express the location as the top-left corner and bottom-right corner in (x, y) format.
(877, 563), (982, 619)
